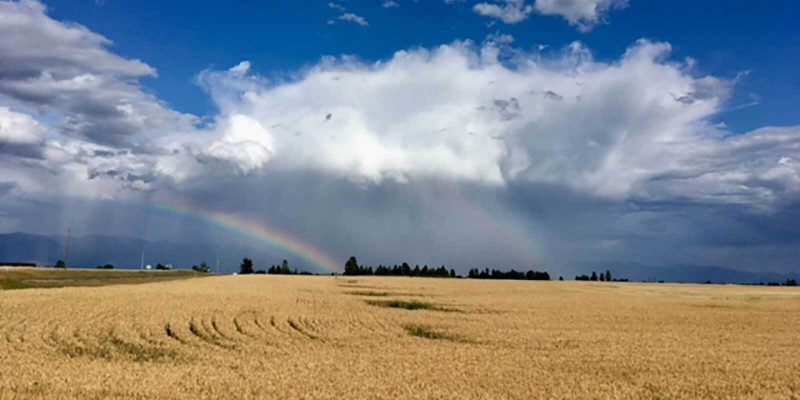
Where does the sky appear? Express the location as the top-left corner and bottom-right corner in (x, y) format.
(0, 0), (799, 275)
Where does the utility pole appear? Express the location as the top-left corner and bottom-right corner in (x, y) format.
(140, 251), (144, 270)
(216, 258), (220, 274)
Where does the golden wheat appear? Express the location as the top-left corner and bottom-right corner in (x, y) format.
(1, 275), (799, 399)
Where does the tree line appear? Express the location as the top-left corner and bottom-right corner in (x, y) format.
(466, 268), (550, 280)
(45, 256), (796, 287)
(235, 258), (313, 275)
(343, 256), (552, 280)
(344, 256), (456, 277)
(751, 279), (797, 287)
(574, 270), (628, 282)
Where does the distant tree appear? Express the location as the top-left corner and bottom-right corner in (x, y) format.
(450, 269), (456, 278)
(156, 263), (171, 270)
(605, 270), (612, 282)
(344, 256), (359, 275)
(401, 262), (411, 276)
(786, 278), (798, 287)
(590, 271), (598, 281)
(192, 262), (211, 273)
(54, 260), (66, 269)
(240, 258), (254, 275)
(281, 259), (291, 274)
(559, 276), (564, 281)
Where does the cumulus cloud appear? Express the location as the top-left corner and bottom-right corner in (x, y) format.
(0, 0), (196, 148)
(0, 107), (44, 145)
(190, 39), (798, 211)
(327, 2), (345, 11)
(473, 0), (533, 24)
(0, 106), (45, 158)
(533, 0), (628, 31)
(333, 13), (369, 26)
(0, 1), (153, 79)
(10, 1), (791, 211)
(2, 2), (796, 212)
(382, 1), (399, 8)
(197, 114), (275, 174)
(474, 0), (627, 30)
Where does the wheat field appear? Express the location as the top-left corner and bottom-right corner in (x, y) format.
(1, 274), (799, 399)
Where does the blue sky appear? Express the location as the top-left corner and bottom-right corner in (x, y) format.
(1, 0), (799, 276)
(43, 0), (799, 132)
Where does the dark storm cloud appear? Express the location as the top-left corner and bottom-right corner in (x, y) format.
(501, 181), (800, 274)
(0, 142), (44, 159)
(0, 181), (17, 196)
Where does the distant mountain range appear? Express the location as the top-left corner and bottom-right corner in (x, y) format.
(0, 232), (255, 273)
(0, 232), (795, 283)
(576, 262), (796, 285)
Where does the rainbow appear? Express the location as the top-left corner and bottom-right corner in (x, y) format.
(150, 200), (341, 273)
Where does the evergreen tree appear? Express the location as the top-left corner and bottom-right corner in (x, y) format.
(344, 256), (359, 275)
(192, 262), (210, 273)
(401, 262), (411, 276)
(240, 258), (254, 274)
(281, 259), (291, 274)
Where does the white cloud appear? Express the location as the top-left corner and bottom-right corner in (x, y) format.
(486, 33), (514, 45)
(0, 0), (196, 147)
(473, 0), (627, 30)
(473, 0), (533, 24)
(0, 1), (153, 78)
(327, 2), (345, 11)
(0, 107), (44, 145)
(228, 60), (251, 74)
(1, 1), (798, 214)
(335, 13), (369, 26)
(533, 0), (628, 31)
(191, 39), (799, 210)
(197, 114), (275, 174)
(383, 1), (399, 8)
